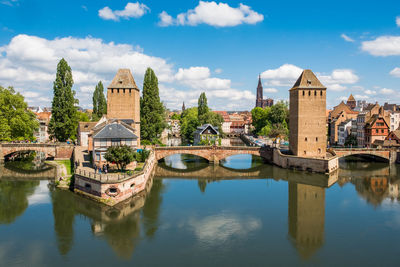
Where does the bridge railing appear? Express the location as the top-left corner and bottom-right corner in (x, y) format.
(0, 142), (73, 147)
(154, 145), (260, 151)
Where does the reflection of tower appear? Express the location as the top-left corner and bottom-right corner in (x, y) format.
(288, 182), (325, 259)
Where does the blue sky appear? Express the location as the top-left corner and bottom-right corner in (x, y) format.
(0, 0), (399, 110)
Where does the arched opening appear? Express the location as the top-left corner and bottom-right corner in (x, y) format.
(339, 155), (389, 170)
(219, 154), (263, 170)
(3, 151), (54, 173)
(158, 153), (209, 170)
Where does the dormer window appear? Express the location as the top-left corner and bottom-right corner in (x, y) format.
(307, 80), (312, 85)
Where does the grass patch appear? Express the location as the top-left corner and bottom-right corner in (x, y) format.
(55, 160), (73, 175)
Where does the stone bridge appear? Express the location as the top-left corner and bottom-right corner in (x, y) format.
(330, 148), (396, 163)
(154, 146), (264, 163)
(0, 143), (74, 162)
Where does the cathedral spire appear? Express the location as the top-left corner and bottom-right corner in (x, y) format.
(182, 101), (186, 112)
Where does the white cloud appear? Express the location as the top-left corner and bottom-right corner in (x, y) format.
(99, 2), (149, 21)
(261, 64), (303, 86)
(390, 67), (400, 77)
(215, 68), (223, 74)
(261, 64), (359, 92)
(361, 36), (400, 56)
(397, 16), (400, 27)
(380, 88), (395, 95)
(341, 34), (355, 42)
(0, 34), (256, 110)
(354, 94), (369, 100)
(158, 11), (174, 27)
(264, 88), (277, 93)
(159, 1), (263, 27)
(365, 89), (377, 95)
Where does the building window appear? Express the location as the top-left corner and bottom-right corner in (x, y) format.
(316, 137), (318, 142)
(112, 139), (121, 146)
(314, 90), (317, 96)
(85, 183), (91, 189)
(318, 148), (321, 154)
(304, 151), (307, 155)
(96, 153), (100, 161)
(302, 91), (305, 96)
(100, 139), (107, 147)
(308, 91), (311, 96)
(126, 139), (132, 146)
(305, 137), (307, 141)
(320, 91), (323, 96)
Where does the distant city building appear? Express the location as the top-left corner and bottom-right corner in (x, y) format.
(383, 102), (400, 112)
(365, 108), (390, 147)
(77, 121), (98, 147)
(389, 112), (400, 131)
(255, 75), (273, 108)
(193, 124), (219, 145)
(329, 101), (358, 145)
(213, 111), (231, 134)
(34, 111), (51, 143)
(289, 69), (326, 157)
(337, 119), (353, 146)
(346, 94), (356, 110)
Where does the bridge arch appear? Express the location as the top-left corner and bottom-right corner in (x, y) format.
(330, 149), (392, 163)
(3, 149), (55, 160)
(155, 150), (212, 162)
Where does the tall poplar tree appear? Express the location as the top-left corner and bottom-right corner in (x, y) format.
(92, 81), (107, 121)
(48, 58), (78, 142)
(198, 92), (209, 125)
(140, 68), (165, 142)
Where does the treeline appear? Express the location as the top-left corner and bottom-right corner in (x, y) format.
(251, 101), (289, 138)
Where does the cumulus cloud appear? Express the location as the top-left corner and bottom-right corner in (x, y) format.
(158, 1), (263, 27)
(99, 2), (149, 21)
(261, 64), (359, 92)
(380, 88), (395, 95)
(397, 16), (400, 27)
(361, 36), (400, 56)
(0, 34), (256, 110)
(261, 64), (303, 86)
(215, 68), (223, 74)
(264, 88), (278, 93)
(390, 67), (400, 77)
(341, 34), (355, 42)
(365, 89), (377, 95)
(354, 94), (369, 100)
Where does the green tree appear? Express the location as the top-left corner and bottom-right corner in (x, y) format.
(170, 113), (181, 120)
(251, 101), (289, 138)
(77, 111), (89, 122)
(92, 81), (107, 121)
(48, 58), (79, 142)
(344, 134), (358, 147)
(0, 86), (39, 141)
(198, 92), (209, 125)
(104, 145), (135, 171)
(140, 68), (166, 143)
(180, 107), (200, 144)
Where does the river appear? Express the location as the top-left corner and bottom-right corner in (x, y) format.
(0, 154), (400, 266)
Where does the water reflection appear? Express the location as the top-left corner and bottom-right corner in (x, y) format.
(48, 177), (158, 258)
(0, 180), (39, 224)
(288, 182), (325, 259)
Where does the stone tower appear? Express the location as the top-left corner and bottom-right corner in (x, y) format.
(289, 69), (326, 158)
(346, 94), (356, 110)
(107, 69), (140, 146)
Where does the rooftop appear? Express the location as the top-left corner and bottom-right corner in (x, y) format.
(108, 69), (138, 89)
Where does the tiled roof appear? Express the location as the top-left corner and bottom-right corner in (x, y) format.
(347, 94), (356, 102)
(291, 69), (326, 90)
(194, 124), (219, 135)
(93, 122), (138, 139)
(78, 121), (97, 132)
(108, 69), (138, 89)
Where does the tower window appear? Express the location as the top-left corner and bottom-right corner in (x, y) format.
(305, 137), (307, 141)
(316, 137), (318, 141)
(304, 151), (307, 155)
(302, 91), (305, 96)
(314, 90), (317, 96)
(320, 91), (323, 96)
(308, 91), (311, 96)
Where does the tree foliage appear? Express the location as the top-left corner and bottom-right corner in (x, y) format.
(92, 81), (107, 121)
(48, 58), (79, 142)
(104, 145), (135, 171)
(140, 68), (166, 143)
(198, 92), (209, 125)
(77, 111), (89, 122)
(344, 134), (358, 147)
(0, 86), (39, 141)
(251, 101), (289, 138)
(180, 107), (200, 144)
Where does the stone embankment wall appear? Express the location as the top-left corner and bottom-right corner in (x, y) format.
(74, 150), (157, 206)
(260, 146), (338, 174)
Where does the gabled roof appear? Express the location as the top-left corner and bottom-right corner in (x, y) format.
(365, 115), (390, 129)
(108, 69), (138, 89)
(93, 122), (138, 139)
(290, 69), (326, 90)
(194, 124), (219, 135)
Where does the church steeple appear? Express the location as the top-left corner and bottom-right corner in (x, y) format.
(257, 74), (263, 101)
(182, 102), (186, 112)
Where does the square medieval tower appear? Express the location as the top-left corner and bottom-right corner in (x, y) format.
(289, 69), (326, 158)
(107, 69), (141, 146)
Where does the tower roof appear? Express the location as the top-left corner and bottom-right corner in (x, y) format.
(290, 69), (326, 90)
(108, 69), (138, 89)
(347, 94), (356, 102)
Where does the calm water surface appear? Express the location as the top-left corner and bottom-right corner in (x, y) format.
(0, 154), (400, 266)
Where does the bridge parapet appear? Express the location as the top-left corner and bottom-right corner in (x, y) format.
(0, 143), (74, 161)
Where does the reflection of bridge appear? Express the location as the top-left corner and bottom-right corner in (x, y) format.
(154, 146), (263, 164)
(0, 164), (57, 180)
(330, 148), (396, 163)
(0, 143), (74, 162)
(155, 164), (338, 188)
